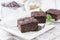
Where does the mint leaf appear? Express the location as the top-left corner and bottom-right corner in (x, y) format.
(39, 8), (43, 12)
(46, 14), (53, 22)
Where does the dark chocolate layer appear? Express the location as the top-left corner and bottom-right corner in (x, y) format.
(31, 11), (46, 23)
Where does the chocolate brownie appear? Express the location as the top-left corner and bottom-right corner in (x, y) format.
(31, 11), (46, 23)
(17, 17), (38, 33)
(2, 1), (20, 8)
(46, 9), (60, 20)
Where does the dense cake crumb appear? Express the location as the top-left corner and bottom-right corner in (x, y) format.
(17, 17), (39, 33)
(31, 11), (46, 23)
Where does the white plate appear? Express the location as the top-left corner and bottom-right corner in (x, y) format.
(0, 19), (55, 40)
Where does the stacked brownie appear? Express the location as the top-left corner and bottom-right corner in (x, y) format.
(31, 11), (46, 23)
(2, 1), (20, 8)
(46, 9), (60, 20)
(17, 17), (38, 33)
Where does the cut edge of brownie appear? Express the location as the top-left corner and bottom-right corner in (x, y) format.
(20, 22), (38, 33)
(17, 17), (39, 33)
(31, 11), (46, 23)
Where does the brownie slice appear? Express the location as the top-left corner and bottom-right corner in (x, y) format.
(31, 11), (46, 23)
(2, 1), (20, 8)
(46, 9), (60, 20)
(17, 17), (38, 33)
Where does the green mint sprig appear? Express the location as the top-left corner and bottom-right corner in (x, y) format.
(46, 14), (53, 22)
(39, 8), (43, 12)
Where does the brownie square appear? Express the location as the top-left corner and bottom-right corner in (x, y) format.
(2, 1), (20, 8)
(31, 11), (46, 23)
(17, 17), (38, 33)
(46, 9), (60, 20)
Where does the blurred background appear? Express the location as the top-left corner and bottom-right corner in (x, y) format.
(0, 0), (59, 19)
(0, 0), (60, 18)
